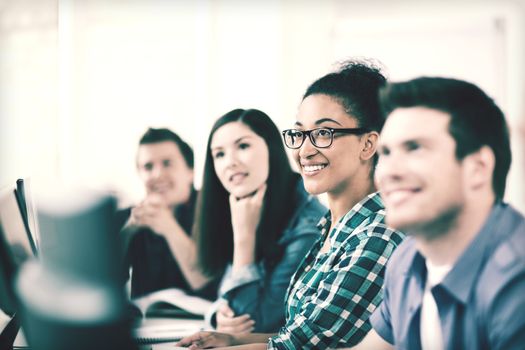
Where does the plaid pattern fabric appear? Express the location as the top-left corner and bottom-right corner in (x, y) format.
(268, 192), (405, 350)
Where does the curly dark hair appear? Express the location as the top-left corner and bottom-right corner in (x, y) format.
(303, 58), (388, 168)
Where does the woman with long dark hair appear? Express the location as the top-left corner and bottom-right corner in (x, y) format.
(194, 108), (325, 333)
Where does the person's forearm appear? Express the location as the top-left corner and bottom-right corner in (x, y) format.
(232, 333), (276, 345)
(231, 232), (256, 274)
(162, 225), (211, 290)
(218, 344), (267, 350)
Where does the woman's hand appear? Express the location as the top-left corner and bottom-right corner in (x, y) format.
(216, 304), (255, 334)
(175, 331), (236, 349)
(229, 183), (267, 246)
(229, 184), (267, 270)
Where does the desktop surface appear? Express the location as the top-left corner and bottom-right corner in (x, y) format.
(1, 314), (204, 349)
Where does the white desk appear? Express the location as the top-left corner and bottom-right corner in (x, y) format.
(1, 311), (206, 350)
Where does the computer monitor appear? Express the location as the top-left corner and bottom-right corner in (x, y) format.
(0, 186), (37, 265)
(15, 178), (40, 252)
(0, 187), (36, 315)
(14, 188), (136, 349)
(0, 234), (21, 349)
(0, 184), (37, 348)
(0, 224), (18, 316)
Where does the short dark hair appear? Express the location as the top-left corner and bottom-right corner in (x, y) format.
(194, 109), (299, 277)
(304, 59), (387, 132)
(379, 77), (511, 199)
(139, 127), (194, 169)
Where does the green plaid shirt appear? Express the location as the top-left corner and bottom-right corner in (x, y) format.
(268, 192), (405, 350)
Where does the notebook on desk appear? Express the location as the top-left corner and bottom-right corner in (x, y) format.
(133, 320), (203, 344)
(132, 288), (213, 319)
(130, 287), (211, 344)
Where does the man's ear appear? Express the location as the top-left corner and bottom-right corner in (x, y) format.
(463, 145), (495, 191)
(360, 132), (379, 161)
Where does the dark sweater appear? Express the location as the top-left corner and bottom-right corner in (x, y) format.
(116, 190), (217, 300)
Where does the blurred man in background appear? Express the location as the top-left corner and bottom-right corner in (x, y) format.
(118, 128), (215, 299)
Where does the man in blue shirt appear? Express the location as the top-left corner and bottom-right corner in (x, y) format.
(348, 77), (525, 349)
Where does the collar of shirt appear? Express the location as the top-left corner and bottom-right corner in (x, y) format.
(316, 192), (386, 252)
(403, 202), (515, 305)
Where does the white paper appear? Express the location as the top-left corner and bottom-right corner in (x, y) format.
(132, 288), (213, 317)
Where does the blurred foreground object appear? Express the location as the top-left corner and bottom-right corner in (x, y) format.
(15, 187), (136, 350)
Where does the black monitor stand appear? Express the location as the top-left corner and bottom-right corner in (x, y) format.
(0, 314), (20, 350)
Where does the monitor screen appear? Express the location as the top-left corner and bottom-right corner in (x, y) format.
(0, 185), (37, 316)
(0, 186), (36, 266)
(16, 178), (40, 252)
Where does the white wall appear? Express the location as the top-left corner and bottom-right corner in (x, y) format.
(331, 1), (525, 211)
(0, 0), (59, 189)
(1, 0), (524, 211)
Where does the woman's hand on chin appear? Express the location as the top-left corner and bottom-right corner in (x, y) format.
(229, 183), (267, 245)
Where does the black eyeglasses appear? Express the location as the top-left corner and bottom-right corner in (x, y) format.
(282, 127), (370, 149)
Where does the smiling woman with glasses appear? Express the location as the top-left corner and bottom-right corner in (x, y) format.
(177, 59), (406, 350)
